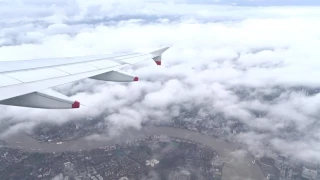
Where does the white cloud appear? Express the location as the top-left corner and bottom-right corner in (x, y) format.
(1, 0), (320, 161)
(51, 174), (64, 180)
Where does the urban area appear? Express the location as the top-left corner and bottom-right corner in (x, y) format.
(0, 135), (222, 180)
(0, 106), (319, 180)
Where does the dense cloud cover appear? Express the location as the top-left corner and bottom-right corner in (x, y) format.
(1, 0), (320, 162)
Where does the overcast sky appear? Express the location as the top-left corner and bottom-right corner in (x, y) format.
(184, 0), (320, 6)
(1, 0), (320, 162)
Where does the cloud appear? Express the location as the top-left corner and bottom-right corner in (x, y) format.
(1, 0), (320, 162)
(51, 174), (63, 180)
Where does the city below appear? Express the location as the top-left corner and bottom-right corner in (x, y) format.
(0, 112), (319, 180)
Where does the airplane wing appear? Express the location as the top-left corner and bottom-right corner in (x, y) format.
(0, 47), (169, 109)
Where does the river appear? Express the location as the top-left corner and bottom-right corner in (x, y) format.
(2, 126), (265, 180)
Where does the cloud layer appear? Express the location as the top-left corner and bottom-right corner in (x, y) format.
(1, 0), (320, 162)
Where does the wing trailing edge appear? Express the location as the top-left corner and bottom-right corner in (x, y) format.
(90, 70), (139, 82)
(0, 89), (80, 109)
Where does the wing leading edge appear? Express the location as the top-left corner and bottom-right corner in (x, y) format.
(0, 47), (169, 109)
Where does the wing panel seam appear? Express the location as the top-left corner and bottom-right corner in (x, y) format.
(0, 53), (147, 74)
(86, 63), (102, 69)
(53, 67), (72, 75)
(2, 74), (24, 83)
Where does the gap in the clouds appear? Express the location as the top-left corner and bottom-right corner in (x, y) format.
(3, 83), (320, 162)
(65, 15), (181, 26)
(232, 86), (320, 101)
(8, 83), (320, 152)
(29, 115), (107, 142)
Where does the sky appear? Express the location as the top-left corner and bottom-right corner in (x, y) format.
(184, 0), (320, 6)
(1, 0), (320, 163)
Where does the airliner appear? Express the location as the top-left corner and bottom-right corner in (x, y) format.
(0, 47), (169, 109)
